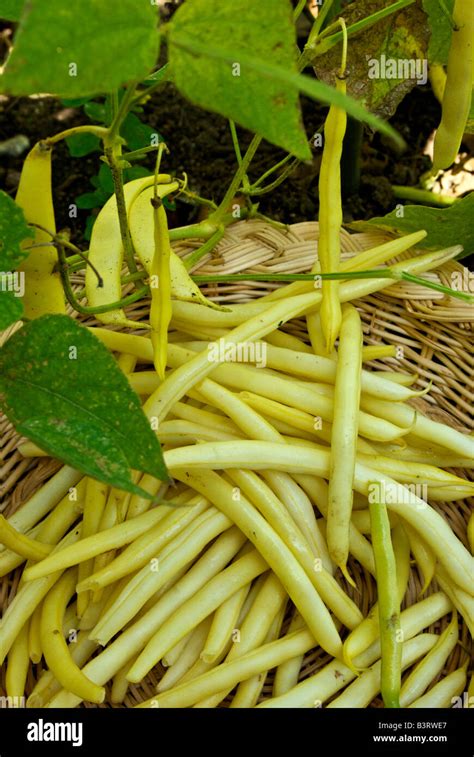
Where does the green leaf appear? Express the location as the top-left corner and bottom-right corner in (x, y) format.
(169, 0), (311, 160)
(0, 315), (169, 495)
(351, 193), (474, 253)
(96, 164), (115, 195)
(61, 96), (93, 107)
(0, 291), (23, 329)
(121, 113), (158, 152)
(0, 0), (24, 21)
(169, 17), (405, 149)
(423, 0), (454, 65)
(1, 0), (159, 97)
(0, 189), (32, 271)
(65, 132), (101, 157)
(312, 0), (429, 120)
(83, 101), (108, 123)
(125, 166), (152, 182)
(75, 190), (107, 210)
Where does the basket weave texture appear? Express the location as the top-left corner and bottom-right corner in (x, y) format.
(0, 220), (472, 707)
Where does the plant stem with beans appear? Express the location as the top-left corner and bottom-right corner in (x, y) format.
(56, 243), (149, 316)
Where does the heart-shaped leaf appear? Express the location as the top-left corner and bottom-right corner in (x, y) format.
(0, 315), (169, 495)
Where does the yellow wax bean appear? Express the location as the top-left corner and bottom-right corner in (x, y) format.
(226, 469), (362, 630)
(23, 505), (179, 582)
(91, 509), (233, 645)
(5, 621), (29, 702)
(409, 666), (467, 708)
(78, 497), (208, 592)
(168, 469), (343, 659)
(40, 570), (105, 703)
(194, 572), (287, 708)
(1, 467), (82, 546)
(327, 634), (437, 708)
(0, 516), (52, 561)
(28, 602), (43, 664)
(258, 593), (451, 708)
(0, 528), (81, 664)
(164, 442), (473, 592)
(273, 612), (306, 697)
(127, 550), (268, 682)
(400, 611), (459, 706)
(230, 601), (286, 708)
(145, 246), (459, 421)
(46, 528), (247, 708)
(157, 617), (214, 692)
(327, 304), (362, 576)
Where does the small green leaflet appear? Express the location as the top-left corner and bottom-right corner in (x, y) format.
(0, 315), (169, 496)
(351, 193), (474, 254)
(169, 0), (311, 160)
(144, 64), (171, 86)
(1, 0), (159, 97)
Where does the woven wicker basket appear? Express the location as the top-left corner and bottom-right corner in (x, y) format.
(0, 220), (472, 707)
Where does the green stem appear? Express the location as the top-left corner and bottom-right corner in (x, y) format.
(400, 272), (473, 301)
(169, 206), (257, 245)
(103, 142), (138, 276)
(210, 135), (261, 225)
(184, 228), (226, 271)
(103, 86), (144, 283)
(130, 68), (172, 109)
(45, 125), (108, 146)
(75, 270), (147, 299)
(392, 186), (457, 207)
(168, 220), (220, 242)
(293, 0), (307, 21)
(191, 270), (393, 283)
(252, 211), (289, 231)
(108, 83), (138, 141)
(178, 186), (218, 211)
(307, 0), (335, 45)
(190, 269), (474, 303)
(107, 90), (119, 127)
(250, 152), (295, 190)
(249, 157), (300, 196)
(121, 144), (161, 162)
(229, 120), (251, 192)
(57, 243), (148, 315)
